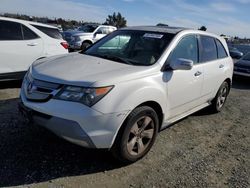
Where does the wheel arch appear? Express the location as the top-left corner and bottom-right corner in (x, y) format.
(137, 101), (164, 131)
(111, 100), (165, 149)
(224, 78), (232, 91)
(82, 40), (93, 45)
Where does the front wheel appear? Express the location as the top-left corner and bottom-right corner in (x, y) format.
(81, 42), (92, 51)
(210, 81), (229, 113)
(111, 106), (159, 163)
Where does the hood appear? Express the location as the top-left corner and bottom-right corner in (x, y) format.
(73, 32), (92, 37)
(31, 53), (159, 87)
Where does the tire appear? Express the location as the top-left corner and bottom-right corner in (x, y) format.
(81, 42), (92, 51)
(111, 106), (159, 163)
(210, 81), (229, 113)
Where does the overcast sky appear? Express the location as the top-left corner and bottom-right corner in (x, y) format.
(1, 0), (250, 37)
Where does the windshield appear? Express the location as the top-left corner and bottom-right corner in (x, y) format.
(84, 30), (175, 66)
(78, 25), (98, 32)
(242, 53), (250, 61)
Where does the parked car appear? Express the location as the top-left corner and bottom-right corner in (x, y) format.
(19, 26), (233, 163)
(0, 17), (69, 81)
(62, 29), (82, 43)
(234, 52), (250, 77)
(67, 24), (116, 51)
(229, 47), (243, 59)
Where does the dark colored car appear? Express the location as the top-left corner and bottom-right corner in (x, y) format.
(229, 47), (243, 59)
(234, 52), (250, 77)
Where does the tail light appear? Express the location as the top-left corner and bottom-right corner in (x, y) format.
(60, 42), (69, 49)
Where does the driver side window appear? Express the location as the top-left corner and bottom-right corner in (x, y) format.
(96, 27), (109, 34)
(168, 35), (198, 64)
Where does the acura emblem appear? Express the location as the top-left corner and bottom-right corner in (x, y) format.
(27, 82), (37, 94)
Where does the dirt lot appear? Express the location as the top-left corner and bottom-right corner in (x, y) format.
(0, 78), (249, 188)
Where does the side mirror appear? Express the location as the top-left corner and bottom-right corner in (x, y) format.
(94, 31), (102, 36)
(170, 58), (193, 70)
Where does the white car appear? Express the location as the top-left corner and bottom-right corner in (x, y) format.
(0, 17), (68, 81)
(67, 24), (117, 51)
(19, 26), (233, 163)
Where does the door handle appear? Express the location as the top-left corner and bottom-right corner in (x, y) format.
(27, 43), (38, 46)
(194, 71), (202, 77)
(219, 64), (224, 69)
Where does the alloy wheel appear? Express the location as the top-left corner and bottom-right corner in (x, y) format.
(126, 116), (155, 156)
(217, 85), (228, 109)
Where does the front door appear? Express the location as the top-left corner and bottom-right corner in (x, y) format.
(164, 34), (204, 118)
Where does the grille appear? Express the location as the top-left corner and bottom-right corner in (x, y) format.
(24, 74), (61, 102)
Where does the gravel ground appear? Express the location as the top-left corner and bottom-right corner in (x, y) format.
(0, 77), (249, 188)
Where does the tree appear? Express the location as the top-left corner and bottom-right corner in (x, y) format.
(199, 26), (207, 31)
(104, 12), (127, 28)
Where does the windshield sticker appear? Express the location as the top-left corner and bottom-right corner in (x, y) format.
(143, 33), (163, 39)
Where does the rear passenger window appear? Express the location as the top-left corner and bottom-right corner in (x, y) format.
(21, 25), (39, 40)
(168, 35), (198, 64)
(199, 36), (217, 62)
(215, 39), (228, 58)
(31, 25), (63, 39)
(0, 20), (23, 40)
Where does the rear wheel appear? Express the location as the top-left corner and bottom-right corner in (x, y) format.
(210, 81), (229, 113)
(111, 106), (159, 163)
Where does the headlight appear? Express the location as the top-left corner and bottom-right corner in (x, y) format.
(55, 85), (113, 107)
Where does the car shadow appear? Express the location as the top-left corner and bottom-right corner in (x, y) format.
(0, 80), (22, 89)
(232, 76), (250, 90)
(0, 98), (123, 187)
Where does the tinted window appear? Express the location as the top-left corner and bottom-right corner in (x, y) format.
(0, 20), (22, 40)
(199, 36), (217, 62)
(32, 25), (62, 39)
(215, 39), (227, 58)
(21, 24), (39, 40)
(168, 35), (198, 64)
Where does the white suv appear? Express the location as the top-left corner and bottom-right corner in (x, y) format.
(0, 17), (68, 81)
(19, 26), (233, 163)
(67, 24), (117, 51)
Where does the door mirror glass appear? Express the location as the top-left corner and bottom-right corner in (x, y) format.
(170, 58), (193, 70)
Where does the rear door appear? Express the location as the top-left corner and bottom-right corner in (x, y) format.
(165, 34), (204, 118)
(198, 35), (228, 99)
(0, 20), (43, 74)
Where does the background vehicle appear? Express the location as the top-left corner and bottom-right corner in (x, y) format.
(65, 24), (116, 51)
(229, 47), (243, 59)
(19, 26), (233, 163)
(0, 17), (68, 81)
(234, 52), (250, 77)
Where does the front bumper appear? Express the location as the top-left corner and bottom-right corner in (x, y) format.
(20, 87), (129, 149)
